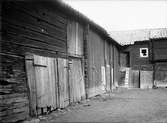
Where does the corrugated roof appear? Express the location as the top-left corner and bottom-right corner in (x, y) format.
(109, 28), (167, 45)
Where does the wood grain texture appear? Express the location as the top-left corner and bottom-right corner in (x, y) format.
(2, 1), (67, 57)
(69, 59), (85, 103)
(130, 70), (140, 88)
(0, 55), (29, 122)
(140, 71), (153, 89)
(87, 29), (105, 97)
(25, 54), (37, 116)
(154, 62), (167, 87)
(47, 57), (57, 108)
(58, 58), (69, 108)
(34, 55), (49, 108)
(67, 20), (84, 56)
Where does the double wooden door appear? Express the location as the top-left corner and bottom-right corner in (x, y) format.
(25, 54), (85, 116)
(26, 54), (69, 115)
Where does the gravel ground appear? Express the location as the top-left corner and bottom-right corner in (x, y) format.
(39, 88), (167, 123)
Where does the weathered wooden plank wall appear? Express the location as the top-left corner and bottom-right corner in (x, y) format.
(152, 39), (167, 61)
(67, 19), (85, 102)
(154, 62), (167, 87)
(1, 1), (68, 122)
(87, 29), (105, 97)
(0, 55), (29, 122)
(151, 37), (167, 87)
(0, 1), (123, 122)
(129, 42), (152, 71)
(120, 53), (128, 67)
(1, 1), (67, 57)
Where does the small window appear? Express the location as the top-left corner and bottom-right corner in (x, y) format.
(140, 48), (148, 57)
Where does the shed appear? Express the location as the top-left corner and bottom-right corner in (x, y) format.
(0, 0), (122, 122)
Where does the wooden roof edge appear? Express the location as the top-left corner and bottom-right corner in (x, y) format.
(2, 0), (122, 48)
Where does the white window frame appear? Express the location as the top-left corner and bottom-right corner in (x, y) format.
(140, 48), (148, 58)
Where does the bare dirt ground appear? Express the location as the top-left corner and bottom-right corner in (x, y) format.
(39, 88), (167, 123)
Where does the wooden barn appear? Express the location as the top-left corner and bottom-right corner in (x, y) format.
(0, 0), (122, 122)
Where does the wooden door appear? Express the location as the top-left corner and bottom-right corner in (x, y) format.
(131, 70), (140, 88)
(140, 71), (153, 89)
(69, 58), (85, 103)
(33, 55), (57, 114)
(57, 58), (69, 108)
(26, 54), (69, 115)
(34, 55), (48, 113)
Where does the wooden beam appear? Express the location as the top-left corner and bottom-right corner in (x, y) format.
(25, 54), (37, 116)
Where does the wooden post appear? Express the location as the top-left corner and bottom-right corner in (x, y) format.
(112, 45), (115, 90)
(83, 24), (89, 99)
(109, 44), (114, 92)
(150, 39), (155, 87)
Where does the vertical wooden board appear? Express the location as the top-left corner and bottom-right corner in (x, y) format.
(113, 46), (119, 88)
(67, 20), (84, 56)
(128, 68), (132, 88)
(124, 68), (130, 87)
(110, 44), (114, 90)
(105, 41), (110, 65)
(67, 20), (76, 55)
(69, 59), (85, 103)
(58, 58), (69, 108)
(110, 67), (114, 90)
(77, 22), (84, 56)
(74, 61), (80, 101)
(131, 70), (140, 88)
(101, 66), (106, 91)
(25, 54), (37, 116)
(75, 59), (83, 101)
(47, 57), (57, 108)
(54, 58), (59, 108)
(72, 64), (77, 102)
(106, 65), (111, 91)
(87, 30), (95, 97)
(34, 55), (49, 108)
(68, 60), (74, 103)
(78, 60), (85, 99)
(140, 71), (153, 89)
(104, 41), (111, 91)
(69, 59), (78, 102)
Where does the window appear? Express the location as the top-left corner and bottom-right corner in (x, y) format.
(140, 48), (148, 57)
